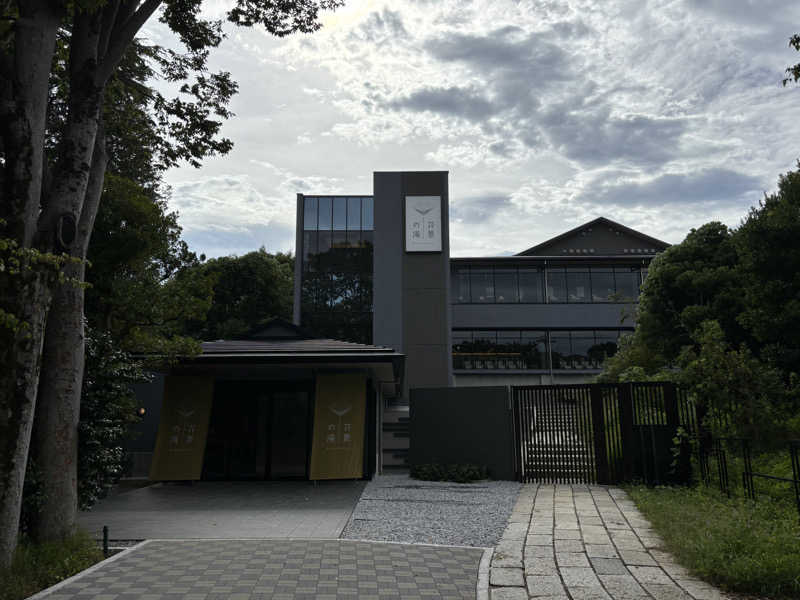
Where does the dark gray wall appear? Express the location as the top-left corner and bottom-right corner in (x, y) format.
(452, 302), (637, 329)
(409, 386), (515, 480)
(128, 372), (165, 451)
(293, 194), (303, 325)
(373, 172), (453, 399)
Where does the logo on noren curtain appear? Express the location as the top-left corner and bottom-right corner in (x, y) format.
(406, 196), (441, 252)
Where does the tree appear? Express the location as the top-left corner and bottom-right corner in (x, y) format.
(188, 248), (293, 340)
(0, 0), (342, 567)
(736, 167), (800, 376)
(634, 222), (745, 364)
(783, 33), (800, 86)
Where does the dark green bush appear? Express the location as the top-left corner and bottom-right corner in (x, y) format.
(410, 463), (488, 483)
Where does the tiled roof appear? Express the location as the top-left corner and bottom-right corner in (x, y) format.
(200, 338), (400, 356)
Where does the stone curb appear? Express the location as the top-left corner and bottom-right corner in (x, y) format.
(477, 546), (494, 600)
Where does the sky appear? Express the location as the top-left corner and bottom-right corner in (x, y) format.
(143, 0), (800, 258)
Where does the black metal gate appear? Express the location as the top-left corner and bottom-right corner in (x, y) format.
(512, 382), (695, 485)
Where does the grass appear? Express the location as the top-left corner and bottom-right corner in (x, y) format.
(0, 530), (104, 600)
(626, 483), (800, 599)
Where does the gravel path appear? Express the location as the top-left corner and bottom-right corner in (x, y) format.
(341, 473), (521, 548)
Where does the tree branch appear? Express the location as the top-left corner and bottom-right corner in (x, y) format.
(97, 0), (162, 85)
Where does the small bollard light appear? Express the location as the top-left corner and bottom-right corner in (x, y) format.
(103, 525), (109, 557)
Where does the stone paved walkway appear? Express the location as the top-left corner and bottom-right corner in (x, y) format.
(488, 484), (730, 600)
(38, 539), (484, 600)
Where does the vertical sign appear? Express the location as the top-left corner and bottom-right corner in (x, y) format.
(149, 376), (214, 480)
(309, 373), (366, 480)
(405, 195), (442, 252)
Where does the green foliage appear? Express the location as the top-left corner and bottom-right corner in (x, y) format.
(85, 174), (213, 358)
(78, 328), (149, 510)
(676, 321), (800, 444)
(627, 484), (800, 599)
(599, 167), (800, 443)
(410, 463), (488, 483)
(187, 248), (294, 340)
(0, 530), (103, 600)
(736, 167), (800, 376)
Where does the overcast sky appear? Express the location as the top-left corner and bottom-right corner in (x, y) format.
(144, 0), (800, 258)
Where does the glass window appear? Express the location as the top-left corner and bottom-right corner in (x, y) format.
(519, 268), (544, 303)
(520, 331), (547, 369)
(615, 267), (640, 300)
(547, 268), (567, 303)
(452, 330), (473, 351)
(318, 230), (331, 255)
(566, 269), (590, 303)
(332, 197), (347, 230)
(453, 267), (470, 303)
(549, 331), (569, 369)
(472, 330), (496, 351)
(470, 268), (494, 303)
(347, 197), (361, 230)
(494, 268), (519, 303)
(591, 268), (615, 302)
(303, 196), (317, 230)
(590, 331), (619, 368)
(569, 331), (595, 368)
(302, 231), (317, 268)
(317, 197), (332, 230)
(361, 197), (374, 230)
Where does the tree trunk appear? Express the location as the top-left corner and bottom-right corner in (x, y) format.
(30, 133), (108, 542)
(0, 0), (61, 569)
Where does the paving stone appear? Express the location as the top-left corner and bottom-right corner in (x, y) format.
(491, 587), (530, 600)
(526, 534), (553, 546)
(643, 583), (692, 600)
(628, 566), (673, 585)
(560, 566), (602, 587)
(640, 536), (664, 549)
(553, 528), (581, 540)
(524, 557), (558, 576)
(503, 522), (530, 541)
(585, 544), (618, 558)
(554, 539), (583, 552)
(598, 574), (650, 599)
(590, 557), (629, 575)
(567, 586), (612, 600)
(525, 544), (555, 558)
(35, 540), (483, 600)
(618, 549), (658, 566)
(555, 552), (590, 567)
(491, 568), (526, 587)
(526, 574), (566, 597)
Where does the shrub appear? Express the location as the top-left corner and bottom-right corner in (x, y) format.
(410, 463), (488, 483)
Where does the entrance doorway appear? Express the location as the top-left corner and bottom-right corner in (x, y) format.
(202, 381), (312, 480)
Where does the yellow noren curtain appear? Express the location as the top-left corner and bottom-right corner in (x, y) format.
(310, 373), (366, 480)
(149, 376), (214, 481)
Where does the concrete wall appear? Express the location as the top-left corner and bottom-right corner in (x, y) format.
(373, 171), (452, 399)
(409, 386), (515, 480)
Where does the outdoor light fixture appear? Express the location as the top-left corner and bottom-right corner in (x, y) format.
(138, 407), (146, 417)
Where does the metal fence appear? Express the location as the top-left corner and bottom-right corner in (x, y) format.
(512, 382), (695, 485)
(697, 436), (800, 519)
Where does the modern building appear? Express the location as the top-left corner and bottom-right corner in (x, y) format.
(134, 170), (669, 479)
(294, 172), (669, 466)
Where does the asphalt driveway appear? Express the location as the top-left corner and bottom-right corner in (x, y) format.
(78, 480), (366, 540)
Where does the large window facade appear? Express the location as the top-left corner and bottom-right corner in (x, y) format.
(452, 264), (646, 304)
(300, 196), (374, 344)
(452, 329), (629, 371)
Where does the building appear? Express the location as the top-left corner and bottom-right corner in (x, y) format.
(294, 172), (669, 466)
(135, 170), (668, 480)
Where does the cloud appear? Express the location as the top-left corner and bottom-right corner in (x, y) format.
(389, 86), (496, 121)
(580, 168), (764, 207)
(151, 0), (800, 260)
